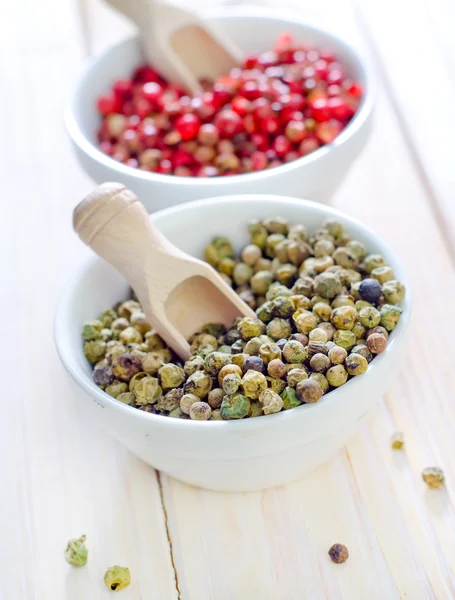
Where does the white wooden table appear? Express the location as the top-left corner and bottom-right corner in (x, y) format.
(2, 0), (455, 597)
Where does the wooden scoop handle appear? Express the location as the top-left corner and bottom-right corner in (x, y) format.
(73, 182), (178, 330)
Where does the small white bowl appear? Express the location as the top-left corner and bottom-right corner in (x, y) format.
(66, 6), (375, 212)
(55, 195), (410, 492)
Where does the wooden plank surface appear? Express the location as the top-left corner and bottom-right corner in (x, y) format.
(0, 0), (178, 598)
(2, 0), (455, 597)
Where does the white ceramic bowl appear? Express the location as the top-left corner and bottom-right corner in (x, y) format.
(66, 6), (375, 212)
(55, 195), (410, 492)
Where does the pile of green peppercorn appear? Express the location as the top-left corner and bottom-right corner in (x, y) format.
(82, 216), (405, 420)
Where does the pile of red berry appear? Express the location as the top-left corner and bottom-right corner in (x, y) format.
(96, 33), (363, 177)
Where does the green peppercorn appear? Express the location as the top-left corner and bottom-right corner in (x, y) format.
(281, 386), (301, 409)
(241, 369), (268, 399)
(208, 388), (224, 409)
(204, 351), (232, 376)
(331, 294), (355, 309)
(248, 220), (268, 248)
(98, 308), (118, 328)
(265, 233), (286, 258)
(82, 320), (103, 341)
(288, 223), (308, 242)
(313, 271), (342, 300)
(286, 368), (308, 387)
(310, 372), (329, 393)
(282, 340), (306, 364)
(105, 380), (128, 398)
(333, 330), (357, 351)
(218, 364), (243, 386)
(296, 379), (323, 403)
(328, 345), (347, 365)
(422, 467), (445, 489)
(382, 280), (405, 304)
(351, 344), (373, 362)
(293, 310), (319, 334)
(313, 302), (333, 321)
(130, 373), (162, 404)
(237, 317), (266, 340)
(347, 240), (367, 260)
(190, 401), (212, 421)
(380, 304), (403, 331)
(220, 393), (250, 419)
(363, 254), (385, 273)
(169, 407), (185, 419)
(129, 311), (151, 335)
(233, 262), (254, 286)
(326, 365), (348, 387)
(259, 342), (282, 365)
(331, 306), (358, 331)
(204, 236), (234, 267)
(64, 535), (88, 567)
(371, 265), (394, 284)
(144, 332), (166, 351)
(158, 363), (185, 389)
(180, 393), (200, 415)
(310, 353), (331, 373)
(84, 340), (107, 364)
(266, 318), (292, 341)
(210, 409), (223, 420)
(222, 373), (242, 395)
(184, 370), (212, 398)
(317, 321), (336, 340)
(367, 333), (387, 354)
(359, 306), (381, 328)
(266, 283), (292, 301)
(259, 389), (283, 415)
(267, 358), (286, 379)
(117, 392), (136, 405)
(345, 353), (368, 375)
(104, 566), (131, 592)
(218, 257), (236, 276)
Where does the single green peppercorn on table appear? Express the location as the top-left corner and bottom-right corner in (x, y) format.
(3, 0), (455, 599)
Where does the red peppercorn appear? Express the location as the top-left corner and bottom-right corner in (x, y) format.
(174, 113), (201, 141)
(299, 137), (320, 155)
(96, 33), (362, 176)
(157, 159), (172, 174)
(97, 94), (122, 116)
(310, 98), (331, 122)
(327, 97), (353, 121)
(231, 96), (251, 116)
(285, 120), (307, 143)
(214, 109), (242, 137)
(251, 151), (268, 171)
(141, 82), (163, 105)
(113, 79), (133, 101)
(273, 135), (291, 157)
(315, 119), (343, 144)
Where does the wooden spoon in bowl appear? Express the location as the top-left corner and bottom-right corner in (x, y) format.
(73, 183), (256, 360)
(104, 0), (243, 94)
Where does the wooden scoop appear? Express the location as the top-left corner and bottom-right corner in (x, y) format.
(73, 183), (256, 360)
(105, 0), (243, 94)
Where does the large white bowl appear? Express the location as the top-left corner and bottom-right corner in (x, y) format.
(55, 195), (410, 492)
(66, 6), (375, 212)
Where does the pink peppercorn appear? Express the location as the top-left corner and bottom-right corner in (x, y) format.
(96, 33), (362, 176)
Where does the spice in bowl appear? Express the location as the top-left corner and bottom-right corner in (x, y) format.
(81, 216), (405, 421)
(96, 33), (363, 177)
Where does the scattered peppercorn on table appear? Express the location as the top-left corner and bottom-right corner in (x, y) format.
(3, 0), (455, 598)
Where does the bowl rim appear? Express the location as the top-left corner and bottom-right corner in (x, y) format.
(55, 194), (411, 432)
(65, 4), (376, 187)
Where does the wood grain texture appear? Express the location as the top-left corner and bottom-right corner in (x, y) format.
(2, 0), (455, 598)
(0, 0), (178, 598)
